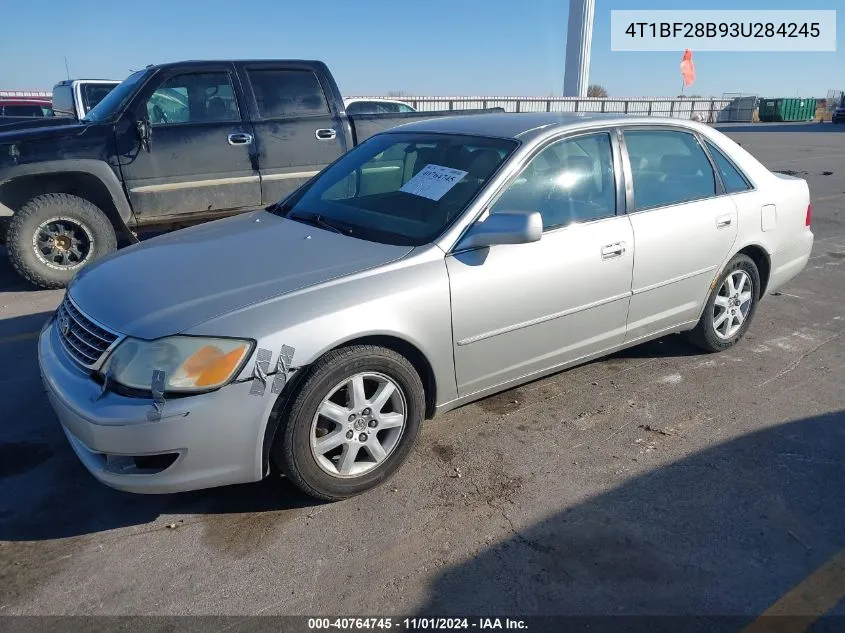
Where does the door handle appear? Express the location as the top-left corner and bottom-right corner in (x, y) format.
(716, 214), (732, 228)
(315, 128), (337, 140)
(228, 133), (253, 146)
(601, 242), (626, 259)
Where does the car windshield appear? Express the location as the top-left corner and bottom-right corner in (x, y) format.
(276, 132), (519, 246)
(82, 70), (149, 122)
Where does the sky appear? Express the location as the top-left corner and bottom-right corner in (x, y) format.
(0, 0), (841, 98)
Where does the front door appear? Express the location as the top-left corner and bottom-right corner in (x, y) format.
(237, 64), (350, 205)
(119, 64), (261, 221)
(447, 131), (635, 397)
(620, 127), (739, 341)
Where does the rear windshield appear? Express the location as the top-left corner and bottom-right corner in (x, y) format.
(83, 70), (148, 122)
(277, 132), (519, 246)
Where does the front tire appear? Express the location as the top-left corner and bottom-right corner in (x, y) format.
(7, 193), (118, 289)
(271, 345), (425, 501)
(688, 254), (761, 353)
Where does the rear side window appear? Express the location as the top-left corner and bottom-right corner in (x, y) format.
(705, 139), (752, 193)
(247, 69), (329, 118)
(624, 129), (717, 210)
(3, 104), (47, 117)
(82, 84), (117, 113)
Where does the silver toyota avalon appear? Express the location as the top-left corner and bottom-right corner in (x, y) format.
(38, 113), (814, 500)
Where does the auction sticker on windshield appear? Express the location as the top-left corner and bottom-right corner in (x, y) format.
(400, 164), (468, 201)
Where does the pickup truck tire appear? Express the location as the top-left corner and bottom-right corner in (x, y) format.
(271, 345), (425, 501)
(7, 193), (117, 289)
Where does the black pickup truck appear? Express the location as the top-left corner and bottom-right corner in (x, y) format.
(0, 59), (501, 289)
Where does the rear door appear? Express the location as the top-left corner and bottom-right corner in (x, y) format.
(620, 126), (739, 341)
(119, 63), (261, 221)
(237, 63), (350, 205)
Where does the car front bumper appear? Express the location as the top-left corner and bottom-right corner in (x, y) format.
(38, 317), (276, 494)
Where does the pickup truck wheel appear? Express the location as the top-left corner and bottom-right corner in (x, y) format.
(271, 345), (425, 501)
(7, 193), (117, 289)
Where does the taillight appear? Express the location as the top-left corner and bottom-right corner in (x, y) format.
(805, 203), (812, 227)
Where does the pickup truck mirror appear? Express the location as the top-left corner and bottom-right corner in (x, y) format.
(135, 118), (152, 152)
(457, 210), (543, 251)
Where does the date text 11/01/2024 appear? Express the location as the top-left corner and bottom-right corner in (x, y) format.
(624, 22), (821, 38)
(307, 618), (528, 630)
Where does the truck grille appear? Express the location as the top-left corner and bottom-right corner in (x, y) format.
(56, 295), (119, 368)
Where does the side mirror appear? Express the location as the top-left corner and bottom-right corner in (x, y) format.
(135, 118), (152, 152)
(457, 210), (543, 251)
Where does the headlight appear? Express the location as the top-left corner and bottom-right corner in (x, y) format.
(101, 336), (254, 393)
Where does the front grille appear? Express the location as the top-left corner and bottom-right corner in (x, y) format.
(56, 295), (119, 368)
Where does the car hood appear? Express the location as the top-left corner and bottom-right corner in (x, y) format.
(68, 210), (415, 340)
(0, 117), (79, 133)
(0, 119), (89, 145)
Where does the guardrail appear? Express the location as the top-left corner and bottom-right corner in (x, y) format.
(349, 96), (758, 123)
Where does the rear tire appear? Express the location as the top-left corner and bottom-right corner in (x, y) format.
(271, 345), (425, 501)
(687, 254), (761, 353)
(7, 193), (117, 289)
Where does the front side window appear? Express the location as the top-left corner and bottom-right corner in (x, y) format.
(276, 132), (518, 246)
(490, 132), (617, 230)
(247, 69), (329, 118)
(705, 139), (753, 193)
(624, 129), (717, 210)
(145, 72), (240, 125)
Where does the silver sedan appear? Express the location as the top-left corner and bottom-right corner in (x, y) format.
(38, 113), (814, 500)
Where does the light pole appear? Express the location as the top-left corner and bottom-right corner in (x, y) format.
(563, 0), (596, 97)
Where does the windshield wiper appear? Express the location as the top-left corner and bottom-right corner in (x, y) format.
(286, 210), (353, 236)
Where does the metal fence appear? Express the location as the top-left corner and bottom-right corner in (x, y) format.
(349, 95), (758, 123)
(0, 90), (52, 98)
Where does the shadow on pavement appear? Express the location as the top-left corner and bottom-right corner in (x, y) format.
(417, 410), (845, 629)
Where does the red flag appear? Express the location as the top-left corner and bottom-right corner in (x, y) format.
(680, 49), (696, 87)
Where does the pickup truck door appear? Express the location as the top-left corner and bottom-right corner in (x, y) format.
(118, 63), (261, 221)
(236, 62), (351, 205)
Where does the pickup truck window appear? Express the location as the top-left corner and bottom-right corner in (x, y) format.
(280, 132), (518, 246)
(83, 69), (149, 122)
(82, 84), (117, 114)
(146, 72), (240, 125)
(247, 69), (330, 118)
(346, 101), (415, 115)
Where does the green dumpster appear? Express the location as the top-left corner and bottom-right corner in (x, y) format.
(758, 98), (818, 122)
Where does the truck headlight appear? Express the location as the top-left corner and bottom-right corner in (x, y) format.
(101, 336), (254, 393)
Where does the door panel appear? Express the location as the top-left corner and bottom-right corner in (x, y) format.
(447, 130), (633, 397)
(120, 67), (260, 220)
(241, 67), (349, 204)
(622, 128), (739, 340)
(448, 218), (634, 395)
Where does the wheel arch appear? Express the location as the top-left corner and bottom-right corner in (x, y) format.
(260, 332), (439, 476)
(735, 243), (772, 296)
(694, 243), (773, 324)
(0, 160), (137, 242)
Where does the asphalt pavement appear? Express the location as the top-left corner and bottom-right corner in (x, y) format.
(0, 121), (843, 627)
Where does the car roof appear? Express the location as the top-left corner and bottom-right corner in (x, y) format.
(386, 112), (704, 141)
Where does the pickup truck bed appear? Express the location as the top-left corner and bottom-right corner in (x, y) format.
(0, 59), (502, 288)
